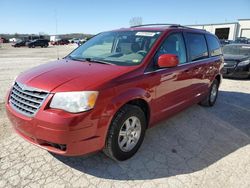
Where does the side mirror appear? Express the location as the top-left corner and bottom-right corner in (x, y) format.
(157, 54), (179, 68)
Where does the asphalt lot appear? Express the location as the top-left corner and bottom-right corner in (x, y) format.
(0, 44), (250, 187)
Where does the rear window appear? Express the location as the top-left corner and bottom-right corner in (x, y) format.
(206, 35), (222, 57)
(186, 33), (208, 61)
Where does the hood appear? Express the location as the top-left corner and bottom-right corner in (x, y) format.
(16, 59), (137, 92)
(224, 54), (249, 62)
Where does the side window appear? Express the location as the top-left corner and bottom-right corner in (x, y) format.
(206, 35), (222, 57)
(186, 33), (208, 61)
(155, 33), (187, 64)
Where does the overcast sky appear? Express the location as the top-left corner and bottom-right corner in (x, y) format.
(0, 0), (250, 35)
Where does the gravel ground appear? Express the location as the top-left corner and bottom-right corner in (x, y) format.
(0, 44), (250, 187)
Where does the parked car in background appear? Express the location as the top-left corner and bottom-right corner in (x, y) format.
(12, 40), (30, 47)
(0, 37), (8, 43)
(51, 39), (70, 45)
(233, 37), (250, 44)
(27, 39), (49, 48)
(223, 44), (250, 78)
(69, 38), (80, 43)
(220, 39), (232, 46)
(6, 24), (223, 161)
(69, 38), (87, 44)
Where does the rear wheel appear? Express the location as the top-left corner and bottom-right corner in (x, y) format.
(103, 104), (146, 161)
(199, 79), (219, 107)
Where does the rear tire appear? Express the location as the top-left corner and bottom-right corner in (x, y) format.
(199, 79), (219, 107)
(103, 104), (146, 161)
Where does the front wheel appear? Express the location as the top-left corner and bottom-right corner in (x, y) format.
(199, 79), (219, 107)
(103, 104), (146, 161)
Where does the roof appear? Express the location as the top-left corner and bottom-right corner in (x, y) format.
(224, 43), (250, 47)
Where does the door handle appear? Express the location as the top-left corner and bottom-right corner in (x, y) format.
(160, 74), (177, 81)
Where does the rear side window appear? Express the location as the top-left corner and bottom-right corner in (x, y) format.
(186, 33), (208, 61)
(206, 35), (222, 57)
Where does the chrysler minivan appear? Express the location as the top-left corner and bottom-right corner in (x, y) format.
(6, 24), (223, 161)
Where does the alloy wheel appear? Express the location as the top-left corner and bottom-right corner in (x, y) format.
(118, 116), (141, 152)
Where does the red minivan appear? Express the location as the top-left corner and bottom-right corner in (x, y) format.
(6, 24), (223, 161)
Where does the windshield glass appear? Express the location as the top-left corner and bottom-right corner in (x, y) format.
(67, 31), (162, 66)
(223, 45), (250, 56)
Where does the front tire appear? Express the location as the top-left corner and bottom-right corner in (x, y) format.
(103, 104), (146, 161)
(199, 79), (219, 107)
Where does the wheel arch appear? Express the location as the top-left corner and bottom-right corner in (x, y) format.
(215, 74), (222, 86)
(108, 88), (152, 129)
(125, 98), (150, 128)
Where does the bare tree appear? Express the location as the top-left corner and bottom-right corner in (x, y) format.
(129, 17), (143, 27)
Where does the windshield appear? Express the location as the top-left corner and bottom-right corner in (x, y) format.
(223, 45), (250, 56)
(67, 31), (162, 66)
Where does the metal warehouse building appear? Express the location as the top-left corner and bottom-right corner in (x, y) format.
(187, 19), (250, 40)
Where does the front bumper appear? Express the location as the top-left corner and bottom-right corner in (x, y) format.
(5, 99), (106, 156)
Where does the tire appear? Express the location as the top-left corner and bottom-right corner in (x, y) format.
(199, 79), (219, 107)
(103, 104), (146, 161)
(32, 45), (35, 48)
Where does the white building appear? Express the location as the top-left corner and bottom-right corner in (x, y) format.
(187, 19), (250, 40)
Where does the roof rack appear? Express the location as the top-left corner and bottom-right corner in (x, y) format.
(170, 25), (206, 30)
(130, 24), (181, 28)
(130, 23), (206, 31)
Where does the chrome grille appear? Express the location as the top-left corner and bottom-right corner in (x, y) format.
(9, 82), (49, 117)
(224, 60), (237, 68)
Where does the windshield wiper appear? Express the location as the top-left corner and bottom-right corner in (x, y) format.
(67, 55), (86, 62)
(67, 56), (114, 65)
(85, 58), (114, 65)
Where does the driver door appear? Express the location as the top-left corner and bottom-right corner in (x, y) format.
(150, 32), (195, 123)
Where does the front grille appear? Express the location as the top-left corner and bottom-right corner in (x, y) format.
(224, 60), (237, 68)
(9, 82), (49, 117)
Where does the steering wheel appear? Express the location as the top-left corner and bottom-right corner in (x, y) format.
(136, 50), (147, 56)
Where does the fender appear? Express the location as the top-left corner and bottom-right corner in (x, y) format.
(103, 87), (152, 121)
(98, 87), (152, 147)
(112, 87), (151, 111)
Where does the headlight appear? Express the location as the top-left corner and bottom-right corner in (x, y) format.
(50, 91), (98, 113)
(238, 59), (250, 66)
